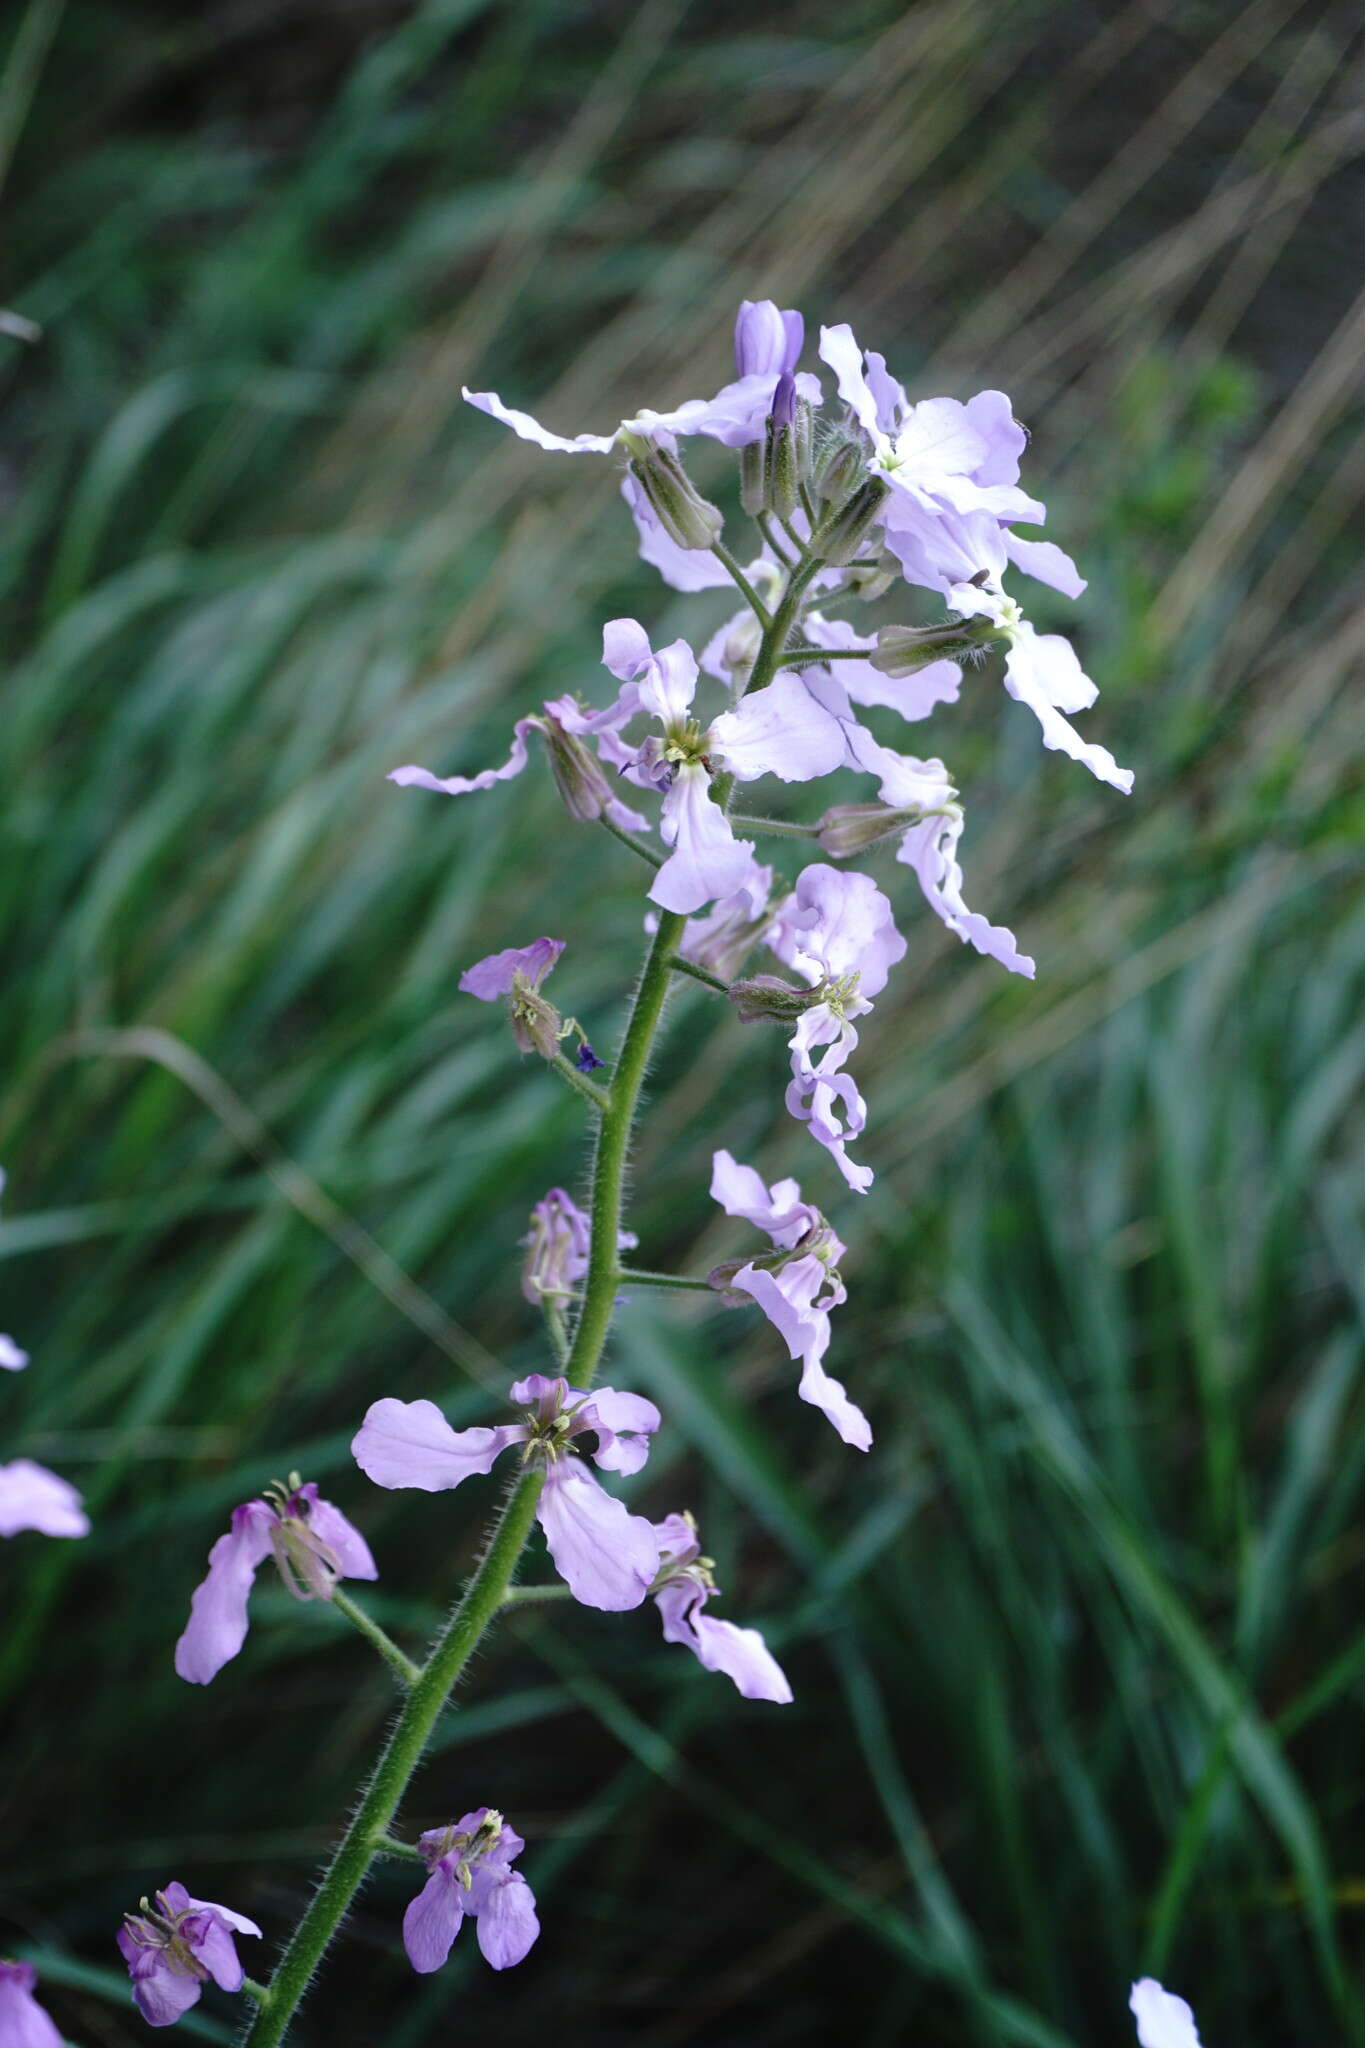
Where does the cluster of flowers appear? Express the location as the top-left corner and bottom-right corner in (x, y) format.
(0, 1166), (89, 1543)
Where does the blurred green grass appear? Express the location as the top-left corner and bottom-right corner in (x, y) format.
(1, 1), (1363, 2042)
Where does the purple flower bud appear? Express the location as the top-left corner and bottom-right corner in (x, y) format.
(733, 300), (803, 379)
(117, 1883), (261, 2028)
(0, 1960), (63, 2048)
(770, 368), (797, 433)
(814, 433), (864, 507)
(403, 1810), (539, 1975)
(574, 1040), (604, 1073)
(871, 618), (1003, 676)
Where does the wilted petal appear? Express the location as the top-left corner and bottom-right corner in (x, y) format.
(174, 1500), (276, 1684)
(536, 1461), (658, 1610)
(293, 1486), (379, 1582)
(667, 1586), (793, 1702)
(352, 1398), (524, 1493)
(0, 1334), (28, 1371)
(1004, 531), (1087, 599)
(0, 1961), (63, 2048)
(388, 718), (536, 798)
(0, 1460), (89, 1539)
(473, 1872), (540, 1969)
(651, 766), (757, 916)
(709, 671), (848, 783)
(118, 1940), (202, 2029)
(458, 937), (564, 1000)
(403, 1862), (466, 1974)
(462, 387), (617, 454)
(1129, 1979), (1202, 2048)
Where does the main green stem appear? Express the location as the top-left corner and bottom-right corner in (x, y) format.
(567, 908), (686, 1383)
(243, 903), (687, 2046)
(241, 1468), (544, 2045)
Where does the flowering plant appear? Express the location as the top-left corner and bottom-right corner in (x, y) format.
(5, 301), (1136, 2040)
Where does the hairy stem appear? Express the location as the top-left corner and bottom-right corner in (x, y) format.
(616, 1268), (715, 1292)
(567, 909), (686, 1384)
(598, 812), (663, 869)
(710, 540), (771, 624)
(669, 956), (727, 994)
(547, 1049), (611, 1112)
(729, 812), (823, 839)
(329, 1590), (419, 1688)
(241, 1469), (545, 2046)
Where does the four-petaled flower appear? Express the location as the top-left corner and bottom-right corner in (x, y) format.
(0, 1960), (63, 2048)
(403, 1808), (539, 1974)
(709, 1148), (868, 1448)
(352, 1375), (661, 1610)
(1130, 1978), (1202, 2048)
(117, 1883), (261, 2028)
(174, 1478), (377, 1684)
(764, 864), (906, 1194)
(520, 1187), (635, 1305)
(648, 1510), (792, 1701)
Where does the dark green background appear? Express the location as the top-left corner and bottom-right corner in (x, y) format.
(2, 1), (1363, 2041)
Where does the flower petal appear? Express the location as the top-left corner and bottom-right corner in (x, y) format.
(388, 718), (536, 798)
(1003, 630), (1134, 793)
(650, 766), (758, 916)
(294, 1486), (379, 1582)
(1003, 531), (1087, 599)
(622, 474), (733, 593)
(895, 809), (1035, 979)
(656, 1581), (794, 1703)
(462, 387), (616, 453)
(709, 1150), (818, 1248)
(817, 324), (883, 439)
(403, 1864), (466, 1974)
(458, 937), (564, 1000)
(0, 1962), (64, 2048)
(351, 1398), (523, 1493)
(0, 1460), (89, 1539)
(174, 1500), (276, 1684)
(472, 1873), (540, 1969)
(536, 1461), (659, 1611)
(709, 670), (848, 783)
(798, 1349), (873, 1451)
(582, 1388), (662, 1477)
(0, 1334), (28, 1371)
(1129, 1979), (1202, 2048)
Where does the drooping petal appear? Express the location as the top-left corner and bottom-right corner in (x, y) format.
(535, 1460), (659, 1611)
(0, 1460), (89, 1539)
(462, 387), (617, 454)
(784, 1009), (873, 1194)
(458, 937), (564, 1000)
(730, 1257), (831, 1366)
(0, 1961), (64, 2048)
(0, 1334), (28, 1370)
(895, 809), (1036, 979)
(388, 717), (537, 798)
(117, 1939), (202, 2028)
(183, 1912), (248, 1993)
(351, 1398), (524, 1493)
(183, 1898), (263, 1941)
(650, 765), (758, 915)
(657, 1581), (794, 1703)
(293, 1486), (379, 1582)
(174, 1500), (276, 1685)
(1003, 530), (1087, 599)
(1129, 1979), (1202, 2048)
(1003, 629), (1134, 793)
(709, 670), (848, 783)
(472, 1872), (540, 1969)
(581, 1388), (662, 1477)
(798, 1349), (873, 1450)
(403, 1862), (466, 1974)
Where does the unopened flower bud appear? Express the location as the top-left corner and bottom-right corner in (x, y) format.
(871, 617), (1005, 675)
(621, 433), (723, 552)
(739, 440), (765, 515)
(763, 371), (802, 520)
(538, 712), (617, 822)
(814, 433), (864, 507)
(816, 802), (923, 857)
(726, 973), (827, 1025)
(842, 554), (897, 601)
(809, 477), (890, 564)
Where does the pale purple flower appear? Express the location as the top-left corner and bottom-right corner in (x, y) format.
(648, 1510), (792, 1701)
(766, 865), (906, 1196)
(117, 1883), (261, 2028)
(459, 937), (570, 1060)
(403, 1808), (538, 1974)
(174, 1481), (377, 1684)
(599, 619), (849, 914)
(520, 1187), (636, 1304)
(666, 853), (776, 982)
(1130, 1979), (1202, 2048)
(710, 1149), (869, 1449)
(353, 1375), (662, 1610)
(0, 1960), (63, 2048)
(0, 1460), (89, 1539)
(0, 1335), (28, 1370)
(464, 299), (817, 457)
(389, 694), (650, 833)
